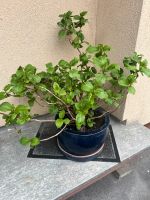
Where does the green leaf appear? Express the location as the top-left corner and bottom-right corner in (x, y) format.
(16, 116), (30, 125)
(58, 60), (69, 68)
(76, 123), (82, 130)
(58, 30), (67, 38)
(69, 69), (80, 79)
(38, 84), (47, 92)
(87, 118), (94, 128)
(59, 89), (66, 96)
(124, 64), (137, 71)
(55, 118), (64, 128)
(11, 84), (25, 94)
(76, 112), (85, 124)
(16, 67), (24, 78)
(74, 15), (80, 20)
(127, 75), (136, 84)
(32, 75), (41, 83)
(80, 11), (87, 16)
(118, 77), (129, 87)
(80, 54), (88, 64)
(95, 89), (108, 99)
(105, 98), (113, 105)
(0, 92), (6, 100)
(0, 102), (14, 112)
(65, 11), (72, 17)
(81, 82), (93, 92)
(70, 57), (78, 66)
(77, 31), (84, 41)
(72, 37), (80, 47)
(86, 45), (98, 53)
(59, 110), (65, 119)
(63, 118), (70, 125)
(93, 56), (108, 67)
(128, 86), (136, 94)
(28, 97), (35, 107)
(140, 59), (148, 68)
(65, 92), (74, 104)
(4, 84), (12, 92)
(108, 64), (120, 70)
(103, 45), (111, 52)
(131, 52), (142, 63)
(141, 68), (150, 77)
(10, 113), (17, 121)
(38, 72), (47, 79)
(46, 62), (54, 74)
(75, 102), (81, 111)
(95, 74), (107, 84)
(49, 105), (58, 115)
(30, 137), (40, 146)
(53, 82), (60, 94)
(19, 137), (30, 145)
(25, 64), (36, 74)
(15, 105), (30, 114)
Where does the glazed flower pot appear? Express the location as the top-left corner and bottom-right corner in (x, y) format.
(57, 109), (110, 161)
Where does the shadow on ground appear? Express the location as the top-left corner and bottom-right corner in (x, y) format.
(69, 149), (150, 200)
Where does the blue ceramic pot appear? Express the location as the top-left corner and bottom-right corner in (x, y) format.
(57, 109), (110, 161)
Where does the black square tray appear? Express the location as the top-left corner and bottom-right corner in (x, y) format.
(28, 123), (120, 162)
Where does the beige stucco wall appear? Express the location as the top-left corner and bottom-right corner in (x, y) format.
(0, 0), (97, 125)
(123, 0), (150, 124)
(96, 0), (150, 124)
(1, 0), (150, 126)
(96, 0), (143, 65)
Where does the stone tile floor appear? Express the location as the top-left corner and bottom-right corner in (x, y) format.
(70, 148), (150, 200)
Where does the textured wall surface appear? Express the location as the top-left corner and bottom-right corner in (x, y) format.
(0, 0), (97, 125)
(1, 0), (150, 126)
(96, 0), (144, 122)
(123, 0), (150, 124)
(96, 0), (143, 64)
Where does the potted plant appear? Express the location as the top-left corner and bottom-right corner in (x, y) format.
(0, 11), (150, 161)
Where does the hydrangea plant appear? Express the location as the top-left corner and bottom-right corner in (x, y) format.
(0, 11), (150, 146)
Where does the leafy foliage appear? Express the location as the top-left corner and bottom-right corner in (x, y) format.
(0, 11), (150, 147)
(57, 11), (88, 49)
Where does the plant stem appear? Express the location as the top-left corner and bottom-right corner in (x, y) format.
(68, 39), (82, 55)
(90, 100), (124, 120)
(39, 86), (66, 106)
(66, 106), (75, 120)
(76, 47), (82, 55)
(40, 124), (67, 141)
(0, 112), (6, 115)
(31, 119), (55, 123)
(36, 93), (56, 105)
(90, 110), (109, 120)
(39, 86), (75, 120)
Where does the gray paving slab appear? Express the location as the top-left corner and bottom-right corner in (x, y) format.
(0, 117), (150, 200)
